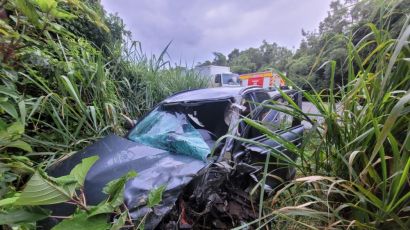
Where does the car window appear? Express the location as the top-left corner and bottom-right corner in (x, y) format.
(260, 98), (293, 130)
(253, 91), (270, 103)
(246, 96), (294, 139)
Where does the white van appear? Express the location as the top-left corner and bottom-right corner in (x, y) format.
(195, 65), (240, 87)
(212, 73), (240, 87)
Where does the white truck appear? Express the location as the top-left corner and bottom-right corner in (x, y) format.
(195, 65), (240, 87)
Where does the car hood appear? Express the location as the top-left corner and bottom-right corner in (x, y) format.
(46, 134), (207, 228)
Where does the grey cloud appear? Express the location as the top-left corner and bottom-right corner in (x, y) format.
(101, 0), (332, 64)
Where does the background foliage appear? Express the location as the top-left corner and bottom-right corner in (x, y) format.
(0, 0), (408, 229)
(234, 0), (410, 228)
(0, 0), (206, 228)
(200, 0), (409, 91)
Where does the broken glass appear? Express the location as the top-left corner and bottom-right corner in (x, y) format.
(128, 107), (210, 161)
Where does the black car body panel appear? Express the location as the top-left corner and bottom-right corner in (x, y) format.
(47, 135), (206, 228)
(43, 86), (304, 229)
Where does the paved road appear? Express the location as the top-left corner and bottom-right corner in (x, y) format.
(301, 102), (321, 129)
(301, 101), (342, 128)
(302, 102), (319, 114)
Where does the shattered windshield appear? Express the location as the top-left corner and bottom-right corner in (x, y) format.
(128, 106), (210, 161)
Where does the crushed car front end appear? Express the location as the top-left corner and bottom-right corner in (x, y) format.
(42, 87), (304, 229)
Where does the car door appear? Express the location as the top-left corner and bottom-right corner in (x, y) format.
(234, 90), (304, 190)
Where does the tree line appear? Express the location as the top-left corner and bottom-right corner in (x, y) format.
(198, 0), (409, 90)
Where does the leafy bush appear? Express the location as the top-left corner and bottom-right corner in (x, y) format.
(114, 41), (208, 118)
(0, 0), (207, 228)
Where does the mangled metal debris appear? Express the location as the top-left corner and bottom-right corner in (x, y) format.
(158, 161), (261, 229)
(42, 87), (304, 229)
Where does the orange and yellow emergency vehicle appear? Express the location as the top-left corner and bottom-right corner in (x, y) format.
(239, 71), (285, 89)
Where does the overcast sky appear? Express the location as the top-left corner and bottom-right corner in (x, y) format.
(101, 0), (333, 65)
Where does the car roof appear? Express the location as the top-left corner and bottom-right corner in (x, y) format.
(163, 86), (263, 103)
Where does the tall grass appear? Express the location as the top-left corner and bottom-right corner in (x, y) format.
(19, 37), (207, 154)
(113, 41), (208, 118)
(239, 2), (410, 229)
(0, 1), (208, 227)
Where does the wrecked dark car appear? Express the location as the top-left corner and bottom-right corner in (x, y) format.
(45, 86), (304, 229)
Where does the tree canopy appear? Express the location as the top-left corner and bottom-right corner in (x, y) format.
(199, 0), (409, 91)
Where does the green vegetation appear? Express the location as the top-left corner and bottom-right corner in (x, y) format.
(238, 1), (410, 228)
(199, 42), (293, 75)
(0, 0), (206, 228)
(201, 0), (409, 92)
(0, 0), (408, 229)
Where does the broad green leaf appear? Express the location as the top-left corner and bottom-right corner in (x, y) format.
(89, 170), (137, 217)
(69, 156), (99, 187)
(0, 122), (25, 143)
(103, 171), (137, 195)
(52, 175), (77, 197)
(10, 155), (32, 164)
(148, 185), (166, 208)
(5, 160), (35, 174)
(15, 171), (72, 205)
(50, 156), (98, 196)
(0, 101), (18, 119)
(0, 194), (20, 207)
(34, 0), (57, 12)
(0, 207), (50, 225)
(7, 121), (24, 135)
(110, 211), (127, 230)
(88, 202), (117, 218)
(5, 140), (32, 152)
(0, 86), (19, 99)
(53, 175), (77, 185)
(52, 212), (109, 230)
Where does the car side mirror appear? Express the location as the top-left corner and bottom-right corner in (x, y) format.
(215, 74), (221, 83)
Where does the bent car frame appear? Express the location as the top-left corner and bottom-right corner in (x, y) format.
(44, 86), (304, 229)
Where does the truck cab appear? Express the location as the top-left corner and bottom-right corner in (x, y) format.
(194, 65), (241, 88)
(212, 73), (241, 87)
